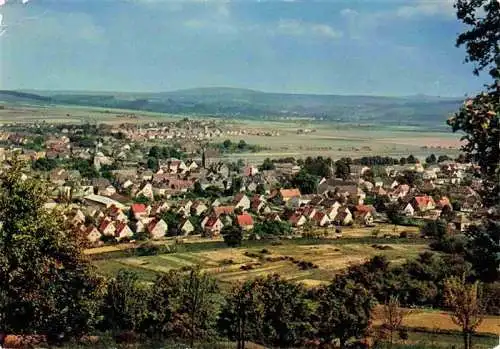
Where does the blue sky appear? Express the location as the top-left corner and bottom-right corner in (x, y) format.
(0, 0), (489, 96)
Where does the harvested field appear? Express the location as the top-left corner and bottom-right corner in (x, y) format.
(93, 239), (429, 286)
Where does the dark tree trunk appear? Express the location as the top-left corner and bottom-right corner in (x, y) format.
(463, 331), (470, 349)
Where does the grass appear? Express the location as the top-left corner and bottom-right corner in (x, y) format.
(92, 236), (430, 286)
(378, 330), (498, 349)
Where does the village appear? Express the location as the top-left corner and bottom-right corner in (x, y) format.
(0, 120), (483, 248)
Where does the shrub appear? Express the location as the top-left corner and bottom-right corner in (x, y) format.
(219, 259), (234, 265)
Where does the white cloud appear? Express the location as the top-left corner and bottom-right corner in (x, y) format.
(311, 24), (342, 38)
(340, 8), (358, 17)
(275, 19), (341, 39)
(395, 0), (455, 18)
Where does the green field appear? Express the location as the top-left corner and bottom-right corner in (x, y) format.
(0, 103), (460, 161)
(93, 237), (430, 286)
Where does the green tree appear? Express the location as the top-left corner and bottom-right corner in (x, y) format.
(238, 140), (247, 150)
(147, 157), (159, 172)
(223, 139), (232, 149)
(229, 176), (243, 195)
(255, 183), (266, 195)
(218, 280), (265, 349)
(161, 211), (182, 236)
(252, 221), (292, 237)
(444, 274), (485, 349)
(193, 181), (204, 196)
(0, 160), (103, 342)
(257, 274), (312, 347)
(425, 154), (437, 164)
(455, 0), (499, 80)
(316, 277), (374, 348)
(221, 224), (243, 247)
(100, 270), (149, 333)
(148, 145), (161, 158)
(464, 220), (500, 282)
(144, 268), (219, 344)
(32, 158), (58, 171)
(292, 169), (318, 194)
(448, 0), (500, 285)
(437, 154), (451, 163)
(259, 158), (275, 171)
(406, 155), (417, 164)
(174, 268), (220, 347)
(335, 159), (350, 180)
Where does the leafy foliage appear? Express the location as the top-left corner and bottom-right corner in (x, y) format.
(221, 224), (243, 247)
(0, 160), (104, 342)
(291, 169), (318, 194)
(335, 159), (350, 180)
(444, 274), (485, 349)
(218, 280), (265, 349)
(315, 277), (374, 348)
(252, 221), (292, 237)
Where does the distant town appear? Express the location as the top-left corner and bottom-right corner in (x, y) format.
(0, 119), (482, 247)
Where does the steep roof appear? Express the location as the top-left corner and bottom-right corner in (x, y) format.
(205, 216), (221, 229)
(131, 203), (147, 214)
(214, 205), (235, 216)
(414, 196), (435, 209)
(236, 214), (254, 227)
(280, 188), (301, 198)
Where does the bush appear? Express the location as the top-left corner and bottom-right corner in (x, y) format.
(260, 248), (270, 254)
(219, 259), (234, 265)
(399, 231), (408, 238)
(240, 264), (254, 271)
(430, 235), (467, 254)
(244, 251), (261, 259)
(136, 243), (159, 256)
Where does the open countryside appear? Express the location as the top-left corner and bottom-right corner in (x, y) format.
(0, 0), (499, 348)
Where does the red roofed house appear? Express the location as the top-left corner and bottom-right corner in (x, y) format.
(213, 205), (235, 217)
(312, 211), (330, 227)
(191, 201), (208, 216)
(288, 213), (307, 227)
(85, 225), (102, 244)
(148, 219), (168, 239)
(204, 216), (224, 236)
(333, 207), (354, 226)
(233, 193), (251, 211)
(271, 188), (302, 203)
(243, 165), (259, 177)
(302, 206), (318, 220)
(412, 195), (436, 212)
(115, 222), (134, 241)
(236, 213), (254, 231)
(107, 205), (128, 223)
(131, 203), (149, 220)
(354, 207), (375, 226)
(266, 212), (282, 222)
(99, 219), (116, 237)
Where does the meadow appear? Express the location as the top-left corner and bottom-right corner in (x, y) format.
(0, 103), (460, 162)
(90, 224), (424, 284)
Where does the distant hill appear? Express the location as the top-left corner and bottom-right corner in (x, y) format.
(0, 87), (462, 127)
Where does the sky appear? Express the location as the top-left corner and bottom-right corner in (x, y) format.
(0, 0), (490, 96)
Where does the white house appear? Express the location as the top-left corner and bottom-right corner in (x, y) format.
(148, 219), (168, 239)
(115, 222), (134, 241)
